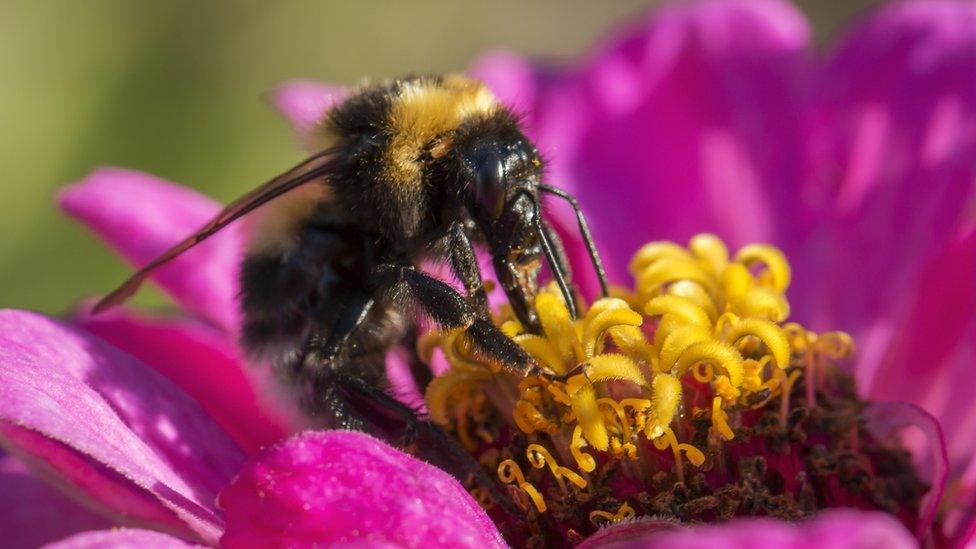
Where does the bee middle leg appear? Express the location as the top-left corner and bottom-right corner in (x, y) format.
(376, 263), (544, 378)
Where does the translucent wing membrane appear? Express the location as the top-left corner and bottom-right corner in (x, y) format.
(93, 148), (343, 313)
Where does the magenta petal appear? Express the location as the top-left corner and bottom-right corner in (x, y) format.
(0, 310), (246, 544)
(384, 348), (427, 413)
(790, 0), (976, 334)
(219, 430), (505, 548)
(2, 425), (196, 537)
(859, 224), (976, 468)
(75, 308), (296, 454)
(59, 168), (242, 332)
(473, 0), (811, 293)
(45, 528), (202, 549)
(0, 452), (114, 549)
(865, 402), (948, 541)
(587, 509), (915, 548)
(271, 80), (348, 146)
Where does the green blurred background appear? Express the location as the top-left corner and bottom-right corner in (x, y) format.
(0, 0), (878, 314)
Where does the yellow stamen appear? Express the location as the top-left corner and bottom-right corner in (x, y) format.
(500, 320), (523, 338)
(630, 241), (694, 276)
(589, 502), (636, 525)
(569, 382), (609, 451)
(692, 362), (715, 383)
(779, 369), (803, 427)
(582, 308), (643, 358)
(498, 459), (546, 512)
(674, 340), (744, 389)
(689, 233), (729, 275)
(721, 262), (754, 302)
(647, 373), (681, 439)
(712, 396), (734, 440)
(735, 243), (791, 292)
(514, 400), (558, 435)
(653, 426), (705, 483)
(526, 444), (587, 491)
(513, 334), (567, 375)
(731, 287), (790, 322)
(620, 398), (652, 433)
(426, 367), (489, 424)
(636, 257), (717, 298)
(658, 324), (713, 370)
(597, 398), (634, 441)
(722, 318), (791, 369)
(536, 292), (583, 362)
(644, 294), (712, 332)
(570, 425), (597, 472)
(583, 354), (647, 386)
(816, 331), (855, 359)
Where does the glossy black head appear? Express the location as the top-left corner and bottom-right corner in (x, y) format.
(443, 111), (552, 329)
(455, 115), (542, 245)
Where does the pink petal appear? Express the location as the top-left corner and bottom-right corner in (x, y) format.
(0, 452), (114, 549)
(859, 223), (976, 470)
(2, 426), (193, 538)
(473, 0), (812, 295)
(865, 402), (949, 541)
(75, 307), (297, 454)
(45, 528), (201, 548)
(585, 509), (915, 548)
(60, 168), (243, 332)
(384, 348), (426, 414)
(270, 80), (347, 147)
(0, 310), (246, 544)
(790, 0), (976, 336)
(219, 430), (505, 548)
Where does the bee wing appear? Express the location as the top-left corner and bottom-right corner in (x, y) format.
(93, 147), (343, 313)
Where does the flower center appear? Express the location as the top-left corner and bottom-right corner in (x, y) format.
(422, 234), (924, 545)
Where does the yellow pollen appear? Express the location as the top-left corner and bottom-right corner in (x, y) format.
(712, 396), (735, 440)
(424, 233), (853, 517)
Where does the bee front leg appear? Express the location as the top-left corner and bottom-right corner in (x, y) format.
(446, 220), (490, 318)
(375, 263), (549, 379)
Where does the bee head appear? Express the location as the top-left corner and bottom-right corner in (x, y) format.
(447, 112), (551, 329)
(453, 117), (543, 251)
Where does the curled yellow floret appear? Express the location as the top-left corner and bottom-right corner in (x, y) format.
(735, 243), (791, 292)
(498, 459), (546, 512)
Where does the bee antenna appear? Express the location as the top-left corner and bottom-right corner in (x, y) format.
(538, 184), (609, 298)
(511, 189), (578, 318)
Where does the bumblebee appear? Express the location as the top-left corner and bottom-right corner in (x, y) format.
(95, 74), (607, 446)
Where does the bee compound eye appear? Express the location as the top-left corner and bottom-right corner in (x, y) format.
(474, 152), (506, 217)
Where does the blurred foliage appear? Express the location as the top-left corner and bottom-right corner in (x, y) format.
(0, 0), (878, 313)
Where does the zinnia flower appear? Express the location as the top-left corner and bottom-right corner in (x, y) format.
(0, 1), (973, 548)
